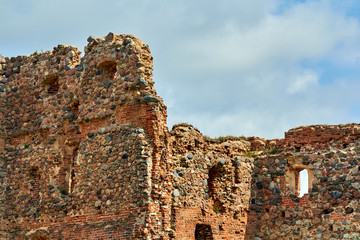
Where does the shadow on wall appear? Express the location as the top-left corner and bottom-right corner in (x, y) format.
(195, 224), (214, 240)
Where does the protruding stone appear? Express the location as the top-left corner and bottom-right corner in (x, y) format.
(87, 35), (96, 43)
(105, 32), (115, 42)
(0, 55), (5, 64)
(142, 95), (160, 103)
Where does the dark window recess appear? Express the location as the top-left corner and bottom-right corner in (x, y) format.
(208, 166), (221, 198)
(98, 60), (117, 80)
(43, 75), (59, 94)
(195, 224), (214, 240)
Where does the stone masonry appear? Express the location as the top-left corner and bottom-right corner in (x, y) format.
(0, 33), (359, 239)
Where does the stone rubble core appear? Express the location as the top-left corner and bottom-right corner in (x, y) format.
(0, 33), (359, 240)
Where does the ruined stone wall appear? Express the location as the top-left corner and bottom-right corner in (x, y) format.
(0, 33), (172, 239)
(1, 33), (360, 240)
(169, 124), (254, 240)
(168, 124), (360, 240)
(284, 124), (360, 152)
(246, 125), (360, 239)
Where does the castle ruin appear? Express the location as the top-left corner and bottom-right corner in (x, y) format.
(0, 33), (359, 239)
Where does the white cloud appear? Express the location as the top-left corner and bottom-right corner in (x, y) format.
(1, 0), (360, 139)
(184, 0), (360, 71)
(286, 69), (319, 94)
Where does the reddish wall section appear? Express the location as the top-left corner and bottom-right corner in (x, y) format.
(169, 124), (252, 240)
(284, 124), (360, 151)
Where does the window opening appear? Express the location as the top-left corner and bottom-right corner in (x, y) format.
(195, 224), (214, 240)
(43, 75), (59, 94)
(299, 169), (308, 197)
(98, 60), (117, 80)
(286, 164), (313, 198)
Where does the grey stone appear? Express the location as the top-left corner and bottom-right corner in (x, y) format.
(345, 207), (354, 214)
(95, 200), (102, 207)
(0, 172), (5, 178)
(173, 189), (180, 197)
(325, 152), (333, 159)
(203, 179), (208, 186)
(218, 158), (226, 165)
(204, 193), (209, 200)
(137, 78), (148, 87)
(125, 38), (134, 45)
(142, 95), (160, 103)
(331, 191), (343, 199)
(87, 35), (96, 43)
(67, 51), (76, 58)
(338, 151), (347, 158)
(187, 154), (193, 160)
(76, 64), (83, 71)
(335, 163), (343, 170)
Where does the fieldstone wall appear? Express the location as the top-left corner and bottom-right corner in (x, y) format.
(1, 33), (360, 240)
(246, 125), (360, 239)
(169, 124), (254, 240)
(0, 33), (172, 239)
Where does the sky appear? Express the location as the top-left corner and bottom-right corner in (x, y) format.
(1, 0), (360, 139)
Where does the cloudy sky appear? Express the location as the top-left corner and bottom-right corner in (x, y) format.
(1, 0), (360, 139)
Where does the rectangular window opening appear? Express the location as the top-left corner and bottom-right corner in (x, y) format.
(299, 169), (309, 198)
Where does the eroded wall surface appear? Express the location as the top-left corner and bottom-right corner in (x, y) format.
(170, 124), (254, 240)
(0, 33), (172, 240)
(246, 124), (360, 239)
(1, 33), (360, 240)
(168, 124), (360, 240)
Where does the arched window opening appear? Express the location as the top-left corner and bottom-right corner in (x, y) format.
(299, 169), (309, 197)
(195, 224), (214, 240)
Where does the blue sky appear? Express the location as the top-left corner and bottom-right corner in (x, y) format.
(1, 0), (360, 139)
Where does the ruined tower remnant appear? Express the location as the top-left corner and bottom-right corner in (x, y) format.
(0, 33), (172, 239)
(0, 33), (360, 239)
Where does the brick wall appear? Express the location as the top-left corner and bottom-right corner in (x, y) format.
(284, 124), (360, 151)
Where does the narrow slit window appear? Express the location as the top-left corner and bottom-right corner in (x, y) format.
(299, 169), (308, 197)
